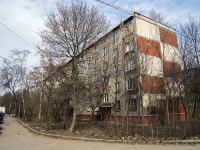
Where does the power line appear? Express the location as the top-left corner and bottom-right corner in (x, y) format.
(0, 22), (38, 33)
(96, 0), (133, 15)
(0, 23), (39, 52)
(96, 1), (200, 44)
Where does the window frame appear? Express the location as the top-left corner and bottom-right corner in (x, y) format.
(95, 46), (99, 51)
(95, 72), (99, 81)
(115, 100), (120, 111)
(95, 59), (98, 67)
(125, 42), (132, 53)
(114, 63), (118, 74)
(127, 78), (136, 90)
(113, 48), (118, 57)
(126, 59), (135, 71)
(103, 47), (107, 56)
(104, 93), (109, 103)
(129, 99), (137, 111)
(115, 82), (120, 93)
(113, 32), (118, 43)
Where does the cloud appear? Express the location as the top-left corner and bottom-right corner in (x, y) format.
(0, 0), (59, 67)
(0, 0), (199, 68)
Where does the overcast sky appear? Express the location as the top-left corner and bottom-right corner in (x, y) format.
(0, 0), (199, 68)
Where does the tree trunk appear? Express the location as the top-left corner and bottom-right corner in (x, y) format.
(18, 98), (21, 118)
(22, 91), (26, 121)
(70, 107), (77, 133)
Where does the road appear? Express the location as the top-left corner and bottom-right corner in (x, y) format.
(0, 115), (200, 150)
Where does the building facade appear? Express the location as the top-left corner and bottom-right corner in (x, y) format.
(74, 12), (186, 124)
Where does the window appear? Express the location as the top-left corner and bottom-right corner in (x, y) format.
(128, 78), (136, 90)
(125, 43), (132, 53)
(88, 76), (91, 83)
(95, 72), (99, 81)
(95, 59), (98, 67)
(81, 66), (84, 74)
(95, 46), (99, 51)
(114, 64), (118, 74)
(87, 53), (91, 59)
(126, 59), (135, 71)
(195, 77), (199, 83)
(113, 32), (118, 42)
(129, 99), (137, 111)
(115, 100), (120, 111)
(115, 82), (120, 93)
(103, 47), (107, 56)
(103, 76), (108, 84)
(128, 23), (132, 33)
(103, 61), (108, 70)
(113, 48), (118, 57)
(104, 93), (108, 103)
(88, 63), (90, 71)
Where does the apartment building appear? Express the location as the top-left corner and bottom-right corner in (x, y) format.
(75, 12), (186, 124)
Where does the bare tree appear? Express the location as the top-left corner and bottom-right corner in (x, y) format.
(179, 15), (200, 120)
(149, 9), (170, 26)
(27, 66), (44, 122)
(0, 59), (20, 116)
(39, 1), (110, 132)
(10, 49), (30, 120)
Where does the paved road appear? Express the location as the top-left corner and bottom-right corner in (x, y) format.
(0, 115), (200, 150)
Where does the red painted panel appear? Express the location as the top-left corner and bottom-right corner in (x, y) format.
(159, 28), (178, 47)
(137, 36), (161, 58)
(163, 61), (182, 78)
(142, 75), (165, 94)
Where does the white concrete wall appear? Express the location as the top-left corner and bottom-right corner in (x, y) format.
(135, 18), (160, 42)
(139, 53), (163, 77)
(160, 43), (181, 64)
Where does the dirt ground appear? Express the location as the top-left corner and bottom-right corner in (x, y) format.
(28, 119), (200, 143)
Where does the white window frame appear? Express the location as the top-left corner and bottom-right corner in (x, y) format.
(126, 59), (134, 71)
(95, 59), (98, 67)
(113, 32), (118, 42)
(95, 46), (99, 51)
(104, 93), (108, 103)
(103, 47), (107, 56)
(115, 82), (120, 92)
(114, 62), (118, 74)
(125, 42), (132, 53)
